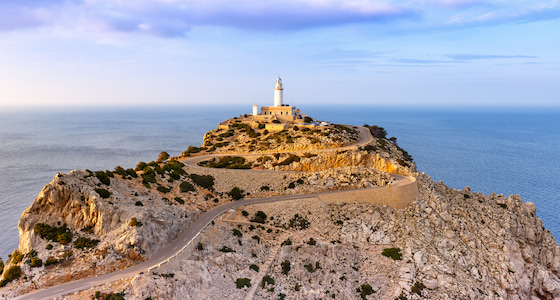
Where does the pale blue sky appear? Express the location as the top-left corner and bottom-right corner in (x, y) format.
(0, 0), (559, 107)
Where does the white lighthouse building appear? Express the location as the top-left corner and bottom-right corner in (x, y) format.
(274, 77), (283, 107)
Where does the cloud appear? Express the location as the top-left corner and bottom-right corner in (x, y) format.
(0, 0), (558, 36)
(448, 54), (538, 60)
(393, 58), (460, 64)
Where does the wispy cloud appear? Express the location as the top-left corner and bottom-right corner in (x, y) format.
(0, 0), (558, 36)
(448, 54), (538, 60)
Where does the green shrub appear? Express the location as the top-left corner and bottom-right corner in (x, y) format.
(34, 223), (73, 244)
(281, 238), (292, 246)
(74, 237), (100, 249)
(304, 263), (315, 273)
(174, 197), (185, 204)
(281, 260), (291, 275)
(357, 283), (375, 299)
(135, 161), (147, 171)
(0, 258), (3, 275)
(45, 258), (59, 266)
(114, 166), (128, 177)
(45, 244), (53, 250)
(94, 171), (111, 185)
(157, 151), (170, 162)
(232, 229), (243, 237)
(307, 238), (317, 246)
(156, 185), (170, 193)
(199, 156), (252, 169)
(251, 211), (267, 224)
(235, 278), (251, 289)
(0, 265), (21, 287)
(241, 210), (249, 217)
(288, 214), (310, 230)
(8, 250), (23, 264)
(197, 242), (204, 251)
(129, 218), (143, 227)
(249, 264), (259, 272)
(258, 123), (265, 129)
(94, 188), (111, 199)
(411, 282), (426, 295)
(260, 185), (270, 191)
(252, 235), (260, 243)
(229, 187), (243, 200)
(219, 246), (235, 253)
(182, 146), (204, 156)
(381, 247), (402, 260)
(189, 174), (215, 190)
(27, 257), (43, 268)
(261, 275), (275, 288)
(135, 201), (143, 206)
(126, 168), (138, 178)
(179, 181), (195, 192)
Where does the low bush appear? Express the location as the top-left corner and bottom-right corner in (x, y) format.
(135, 161), (147, 171)
(235, 278), (251, 289)
(179, 181), (195, 193)
(281, 238), (292, 246)
(251, 211), (267, 224)
(94, 188), (111, 199)
(34, 223), (73, 244)
(189, 174), (215, 190)
(199, 156), (252, 169)
(261, 275), (275, 288)
(8, 250), (23, 265)
(307, 238), (317, 246)
(357, 284), (375, 300)
(157, 151), (170, 162)
(174, 197), (185, 204)
(45, 244), (53, 250)
(27, 257), (42, 268)
(95, 171), (111, 185)
(232, 229), (243, 237)
(382, 247), (402, 260)
(135, 201), (143, 206)
(229, 187), (243, 200)
(44, 258), (59, 266)
(196, 242), (204, 251)
(411, 282), (426, 295)
(249, 264), (259, 272)
(129, 218), (143, 227)
(0, 265), (21, 287)
(74, 237), (100, 249)
(156, 185), (170, 193)
(288, 214), (310, 230)
(219, 246), (235, 253)
(281, 260), (291, 275)
(241, 210), (249, 217)
(126, 168), (138, 178)
(260, 185), (270, 191)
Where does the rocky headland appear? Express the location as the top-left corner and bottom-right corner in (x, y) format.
(0, 118), (558, 300)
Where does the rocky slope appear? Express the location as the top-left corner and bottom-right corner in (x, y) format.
(1, 121), (559, 300)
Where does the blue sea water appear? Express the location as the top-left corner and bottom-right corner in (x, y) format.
(1, 105), (559, 260)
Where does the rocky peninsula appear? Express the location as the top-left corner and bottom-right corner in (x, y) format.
(0, 115), (559, 300)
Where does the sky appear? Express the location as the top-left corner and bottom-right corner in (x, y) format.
(0, 0), (559, 107)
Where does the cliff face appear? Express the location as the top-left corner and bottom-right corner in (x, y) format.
(89, 175), (560, 300)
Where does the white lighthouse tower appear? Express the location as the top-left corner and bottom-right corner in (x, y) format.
(274, 77), (283, 107)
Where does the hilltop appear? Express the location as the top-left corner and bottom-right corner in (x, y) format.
(0, 117), (559, 300)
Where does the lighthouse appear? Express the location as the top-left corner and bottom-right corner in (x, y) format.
(274, 77), (283, 107)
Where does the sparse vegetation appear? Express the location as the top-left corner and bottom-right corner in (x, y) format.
(261, 275), (275, 288)
(94, 188), (111, 199)
(382, 247), (402, 260)
(95, 171), (111, 185)
(129, 218), (143, 227)
(232, 229), (243, 237)
(199, 156), (252, 169)
(0, 265), (21, 287)
(229, 187), (243, 200)
(288, 214), (310, 230)
(179, 181), (195, 193)
(235, 278), (251, 289)
(357, 284), (375, 299)
(281, 260), (291, 275)
(250, 264), (259, 272)
(34, 223), (73, 244)
(74, 237), (100, 249)
(251, 211), (267, 224)
(174, 197), (185, 204)
(411, 281), (426, 295)
(219, 246), (235, 253)
(189, 174), (215, 190)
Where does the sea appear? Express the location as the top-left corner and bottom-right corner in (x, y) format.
(1, 105), (559, 260)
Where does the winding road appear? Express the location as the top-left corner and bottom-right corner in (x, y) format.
(14, 125), (414, 300)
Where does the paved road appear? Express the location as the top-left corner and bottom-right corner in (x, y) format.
(14, 124), (400, 300)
